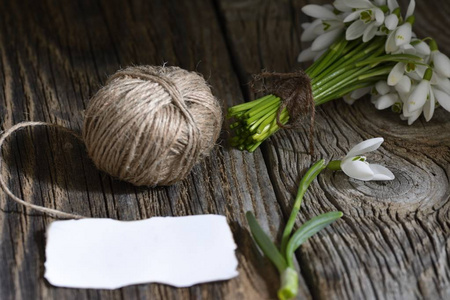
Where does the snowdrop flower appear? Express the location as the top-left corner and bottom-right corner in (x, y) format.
(343, 86), (373, 104)
(298, 4), (346, 61)
(339, 137), (395, 181)
(301, 4), (345, 51)
(372, 80), (401, 110)
(412, 39), (431, 56)
(343, 0), (386, 42)
(401, 68), (435, 123)
(429, 40), (450, 78)
(385, 0), (416, 53)
(385, 17), (414, 53)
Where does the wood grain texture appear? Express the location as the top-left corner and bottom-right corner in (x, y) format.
(1, 0), (450, 299)
(0, 0), (311, 299)
(217, 0), (450, 299)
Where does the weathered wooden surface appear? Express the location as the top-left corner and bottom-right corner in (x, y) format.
(0, 0), (449, 299)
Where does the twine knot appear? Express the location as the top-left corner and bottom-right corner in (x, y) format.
(252, 70), (315, 154)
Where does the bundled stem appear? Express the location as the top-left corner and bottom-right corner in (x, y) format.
(228, 35), (422, 152)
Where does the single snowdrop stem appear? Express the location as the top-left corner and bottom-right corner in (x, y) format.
(327, 160), (341, 171)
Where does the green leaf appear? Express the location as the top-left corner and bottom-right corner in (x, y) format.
(280, 160), (327, 254)
(246, 211), (287, 273)
(285, 211), (343, 267)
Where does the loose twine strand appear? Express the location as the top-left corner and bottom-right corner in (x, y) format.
(0, 66), (222, 219)
(0, 122), (84, 219)
(251, 70), (315, 155)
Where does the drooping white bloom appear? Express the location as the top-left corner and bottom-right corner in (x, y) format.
(371, 80), (400, 109)
(343, 0), (385, 42)
(343, 86), (373, 104)
(340, 138), (395, 181)
(301, 4), (346, 52)
(431, 50), (450, 78)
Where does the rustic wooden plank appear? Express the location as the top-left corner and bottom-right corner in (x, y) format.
(217, 0), (450, 299)
(0, 0), (312, 299)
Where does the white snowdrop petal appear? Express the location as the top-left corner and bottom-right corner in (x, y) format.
(433, 88), (450, 112)
(341, 160), (374, 181)
(302, 5), (337, 20)
(408, 71), (422, 81)
(373, 0), (385, 6)
(346, 20), (367, 40)
(414, 41), (431, 56)
(387, 0), (399, 11)
(385, 14), (399, 30)
(400, 44), (416, 55)
(342, 0), (373, 9)
(345, 137), (384, 158)
(298, 48), (316, 62)
(423, 88), (435, 121)
(388, 62), (405, 86)
(301, 22), (311, 30)
(351, 86), (372, 99)
(395, 75), (412, 94)
(433, 51), (450, 78)
(435, 75), (450, 94)
(375, 94), (398, 110)
(363, 23), (378, 42)
(395, 23), (412, 46)
(376, 80), (391, 95)
(385, 30), (398, 53)
(343, 95), (356, 105)
(406, 0), (416, 18)
(369, 164), (395, 180)
(311, 28), (343, 51)
(301, 19), (322, 42)
(343, 10), (362, 23)
(407, 108), (422, 125)
(414, 65), (427, 77)
(374, 8), (385, 25)
(402, 99), (414, 117)
(408, 80), (429, 112)
(334, 0), (353, 12)
(314, 49), (327, 61)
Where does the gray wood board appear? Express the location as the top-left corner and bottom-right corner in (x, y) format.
(217, 0), (450, 299)
(0, 0), (449, 299)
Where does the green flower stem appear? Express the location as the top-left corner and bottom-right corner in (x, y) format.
(308, 37), (347, 78)
(278, 268), (298, 300)
(313, 45), (386, 88)
(313, 65), (372, 100)
(280, 160), (326, 254)
(312, 37), (383, 83)
(227, 94), (273, 115)
(315, 80), (376, 105)
(327, 160), (341, 171)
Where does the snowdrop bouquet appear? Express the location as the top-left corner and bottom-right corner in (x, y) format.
(227, 0), (450, 152)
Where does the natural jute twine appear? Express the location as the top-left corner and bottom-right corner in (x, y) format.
(0, 66), (222, 218)
(252, 70), (315, 154)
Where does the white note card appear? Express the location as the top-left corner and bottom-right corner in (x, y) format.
(45, 215), (239, 289)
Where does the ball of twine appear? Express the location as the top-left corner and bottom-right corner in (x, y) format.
(82, 66), (222, 186)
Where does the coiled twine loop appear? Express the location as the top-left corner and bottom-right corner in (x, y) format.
(82, 66), (222, 186)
